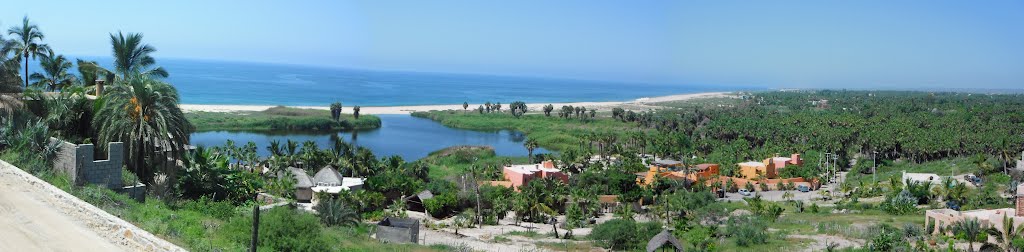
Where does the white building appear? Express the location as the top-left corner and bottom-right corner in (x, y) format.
(901, 171), (942, 185)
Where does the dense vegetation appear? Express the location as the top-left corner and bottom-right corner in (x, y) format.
(419, 91), (1024, 180)
(0, 16), (441, 251)
(186, 106), (381, 131)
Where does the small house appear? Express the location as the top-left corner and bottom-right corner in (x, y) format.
(500, 161), (567, 190)
(310, 166), (365, 195)
(646, 229), (685, 252)
(403, 190), (434, 213)
(288, 167), (313, 202)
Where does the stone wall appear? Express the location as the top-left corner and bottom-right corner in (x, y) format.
(52, 138), (124, 189)
(376, 217), (420, 244)
(0, 159), (186, 252)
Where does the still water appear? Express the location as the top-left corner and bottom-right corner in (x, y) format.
(189, 114), (549, 160)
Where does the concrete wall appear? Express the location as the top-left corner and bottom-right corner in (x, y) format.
(0, 159), (185, 252)
(117, 183), (146, 202)
(376, 218), (419, 244)
(52, 138), (124, 189)
(1016, 151), (1024, 171)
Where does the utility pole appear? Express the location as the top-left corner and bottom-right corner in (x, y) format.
(250, 199), (260, 252)
(872, 151), (877, 183)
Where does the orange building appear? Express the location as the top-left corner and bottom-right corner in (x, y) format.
(738, 161), (772, 180)
(738, 153), (803, 180)
(637, 163), (722, 186)
(692, 163), (720, 180)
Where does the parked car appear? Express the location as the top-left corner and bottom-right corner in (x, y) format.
(965, 174), (982, 186)
(797, 184), (810, 192)
(738, 188), (752, 196)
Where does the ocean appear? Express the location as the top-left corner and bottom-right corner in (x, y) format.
(129, 58), (739, 106)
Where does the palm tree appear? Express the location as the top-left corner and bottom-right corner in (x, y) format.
(30, 50), (76, 91)
(952, 218), (984, 252)
(7, 16), (50, 89)
(467, 165), (484, 226)
(314, 195), (360, 227)
(524, 138), (539, 163)
(94, 76), (190, 184)
(109, 32), (168, 79)
(0, 52), (22, 93)
(986, 214), (1021, 252)
(75, 59), (112, 94)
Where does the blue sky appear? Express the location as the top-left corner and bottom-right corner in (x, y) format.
(1, 1), (1022, 88)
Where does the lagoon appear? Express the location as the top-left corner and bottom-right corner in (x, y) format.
(189, 114), (548, 160)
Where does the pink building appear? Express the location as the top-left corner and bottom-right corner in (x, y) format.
(501, 161), (567, 190)
(767, 153), (803, 169)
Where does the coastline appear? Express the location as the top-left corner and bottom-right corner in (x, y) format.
(179, 91), (733, 115)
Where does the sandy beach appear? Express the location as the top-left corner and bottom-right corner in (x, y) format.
(179, 91), (733, 115)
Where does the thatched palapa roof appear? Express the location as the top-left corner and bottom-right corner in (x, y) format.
(646, 229), (685, 252)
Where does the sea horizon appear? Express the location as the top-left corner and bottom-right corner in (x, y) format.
(58, 56), (758, 107)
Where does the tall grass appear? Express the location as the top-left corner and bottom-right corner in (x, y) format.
(412, 110), (638, 151)
(187, 106), (381, 131)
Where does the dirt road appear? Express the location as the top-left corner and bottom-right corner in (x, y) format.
(0, 172), (126, 252)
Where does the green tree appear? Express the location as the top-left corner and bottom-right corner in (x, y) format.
(509, 101), (527, 118)
(95, 76), (190, 184)
(524, 138), (539, 163)
(952, 218), (985, 252)
(7, 16), (49, 89)
(329, 102), (342, 121)
(29, 50), (76, 91)
(177, 146), (262, 203)
(109, 32), (168, 79)
(75, 59), (111, 94)
(314, 193), (360, 227)
(986, 214), (1022, 252)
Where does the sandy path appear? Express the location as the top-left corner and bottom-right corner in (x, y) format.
(0, 173), (126, 252)
(789, 234), (863, 252)
(180, 91), (734, 115)
(420, 228), (550, 252)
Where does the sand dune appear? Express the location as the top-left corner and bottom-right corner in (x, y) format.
(179, 91), (733, 115)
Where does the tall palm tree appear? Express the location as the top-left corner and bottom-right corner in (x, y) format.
(467, 165), (484, 226)
(524, 138), (539, 163)
(30, 50), (76, 91)
(986, 214), (1022, 252)
(94, 75), (190, 184)
(75, 59), (112, 94)
(952, 218), (984, 252)
(7, 16), (50, 89)
(110, 32), (168, 79)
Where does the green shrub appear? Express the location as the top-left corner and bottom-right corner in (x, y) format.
(180, 197), (238, 220)
(315, 194), (360, 227)
(222, 207), (330, 252)
(882, 189), (917, 215)
(867, 224), (908, 251)
(423, 193), (459, 218)
(588, 219), (662, 250)
(726, 215), (769, 247)
(177, 146), (263, 203)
